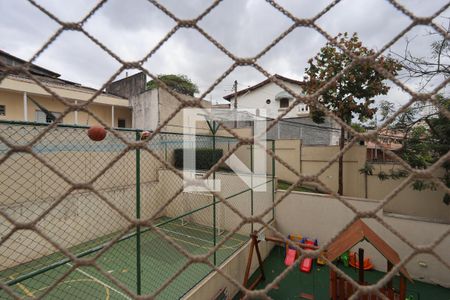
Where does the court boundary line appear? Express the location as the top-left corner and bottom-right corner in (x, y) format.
(166, 220), (245, 243)
(8, 276), (34, 298)
(66, 263), (131, 300)
(160, 228), (240, 250)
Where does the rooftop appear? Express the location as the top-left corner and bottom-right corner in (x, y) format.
(223, 74), (304, 100)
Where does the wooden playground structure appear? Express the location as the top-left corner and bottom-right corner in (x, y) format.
(242, 220), (412, 300)
(325, 220), (412, 300)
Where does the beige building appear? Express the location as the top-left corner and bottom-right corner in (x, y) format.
(0, 50), (132, 128)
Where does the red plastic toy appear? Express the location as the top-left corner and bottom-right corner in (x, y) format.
(284, 248), (296, 266)
(300, 240), (315, 273)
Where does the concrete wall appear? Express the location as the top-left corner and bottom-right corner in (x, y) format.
(184, 228), (274, 300)
(273, 142), (450, 222)
(301, 144), (367, 197)
(273, 139), (302, 183)
(273, 141), (367, 197)
(131, 89), (159, 130)
(131, 87), (212, 134)
(366, 163), (449, 222)
(106, 72), (146, 99)
(275, 191), (450, 288)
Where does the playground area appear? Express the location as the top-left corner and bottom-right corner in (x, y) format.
(240, 245), (450, 300)
(0, 217), (247, 299)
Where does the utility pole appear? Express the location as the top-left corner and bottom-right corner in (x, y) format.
(233, 80), (238, 128)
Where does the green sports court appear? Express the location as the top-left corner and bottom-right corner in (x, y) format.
(0, 123), (274, 299)
(0, 217), (247, 299)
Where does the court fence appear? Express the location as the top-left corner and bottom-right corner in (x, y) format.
(0, 120), (275, 299)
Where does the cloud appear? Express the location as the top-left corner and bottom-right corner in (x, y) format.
(1, 0), (448, 102)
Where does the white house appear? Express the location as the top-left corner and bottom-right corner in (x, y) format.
(222, 74), (310, 119)
(222, 74), (340, 145)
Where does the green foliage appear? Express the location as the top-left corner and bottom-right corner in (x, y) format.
(377, 171), (389, 180)
(304, 32), (401, 125)
(379, 100), (396, 122)
(174, 148), (223, 171)
(399, 97), (450, 203)
(373, 98), (450, 204)
(359, 162), (374, 175)
(147, 74), (199, 96)
(351, 122), (366, 133)
(360, 162), (408, 180)
(277, 180), (322, 193)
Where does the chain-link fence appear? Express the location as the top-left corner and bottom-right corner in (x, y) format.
(0, 0), (449, 300)
(0, 121), (275, 299)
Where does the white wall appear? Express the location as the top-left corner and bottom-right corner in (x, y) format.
(232, 81), (308, 119)
(275, 191), (450, 288)
(131, 89), (159, 130)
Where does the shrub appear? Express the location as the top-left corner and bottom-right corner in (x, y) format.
(174, 148), (223, 171)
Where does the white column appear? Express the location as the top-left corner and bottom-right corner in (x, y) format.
(23, 92), (28, 121)
(74, 100), (78, 125)
(111, 105), (115, 128)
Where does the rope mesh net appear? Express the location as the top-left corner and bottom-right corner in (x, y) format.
(0, 0), (449, 299)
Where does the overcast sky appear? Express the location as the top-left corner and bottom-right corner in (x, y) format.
(1, 0), (449, 106)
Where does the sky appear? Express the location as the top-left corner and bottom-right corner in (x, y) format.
(1, 0), (449, 107)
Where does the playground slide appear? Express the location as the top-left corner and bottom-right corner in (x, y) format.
(284, 248), (296, 266)
(300, 257), (312, 272)
(300, 240), (315, 272)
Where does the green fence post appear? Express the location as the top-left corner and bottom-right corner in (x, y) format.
(272, 140), (275, 221)
(212, 122), (217, 266)
(135, 131), (142, 295)
(250, 143), (254, 232)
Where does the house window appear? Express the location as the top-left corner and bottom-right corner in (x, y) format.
(36, 110), (62, 123)
(0, 105), (5, 116)
(266, 99), (271, 104)
(279, 98), (289, 108)
(118, 119), (126, 128)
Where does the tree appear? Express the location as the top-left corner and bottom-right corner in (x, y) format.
(304, 32), (402, 195)
(379, 100), (395, 122)
(364, 98), (450, 204)
(147, 74), (199, 96)
(390, 20), (450, 90)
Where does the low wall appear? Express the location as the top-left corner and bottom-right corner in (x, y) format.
(366, 163), (449, 222)
(275, 191), (450, 287)
(272, 140), (449, 223)
(184, 227), (274, 300)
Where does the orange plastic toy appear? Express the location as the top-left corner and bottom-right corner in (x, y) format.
(349, 252), (373, 270)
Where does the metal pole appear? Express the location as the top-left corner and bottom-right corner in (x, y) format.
(23, 92), (28, 121)
(358, 248), (364, 284)
(250, 143), (254, 232)
(233, 80), (238, 128)
(272, 140), (275, 221)
(135, 131), (142, 295)
(212, 121), (217, 265)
